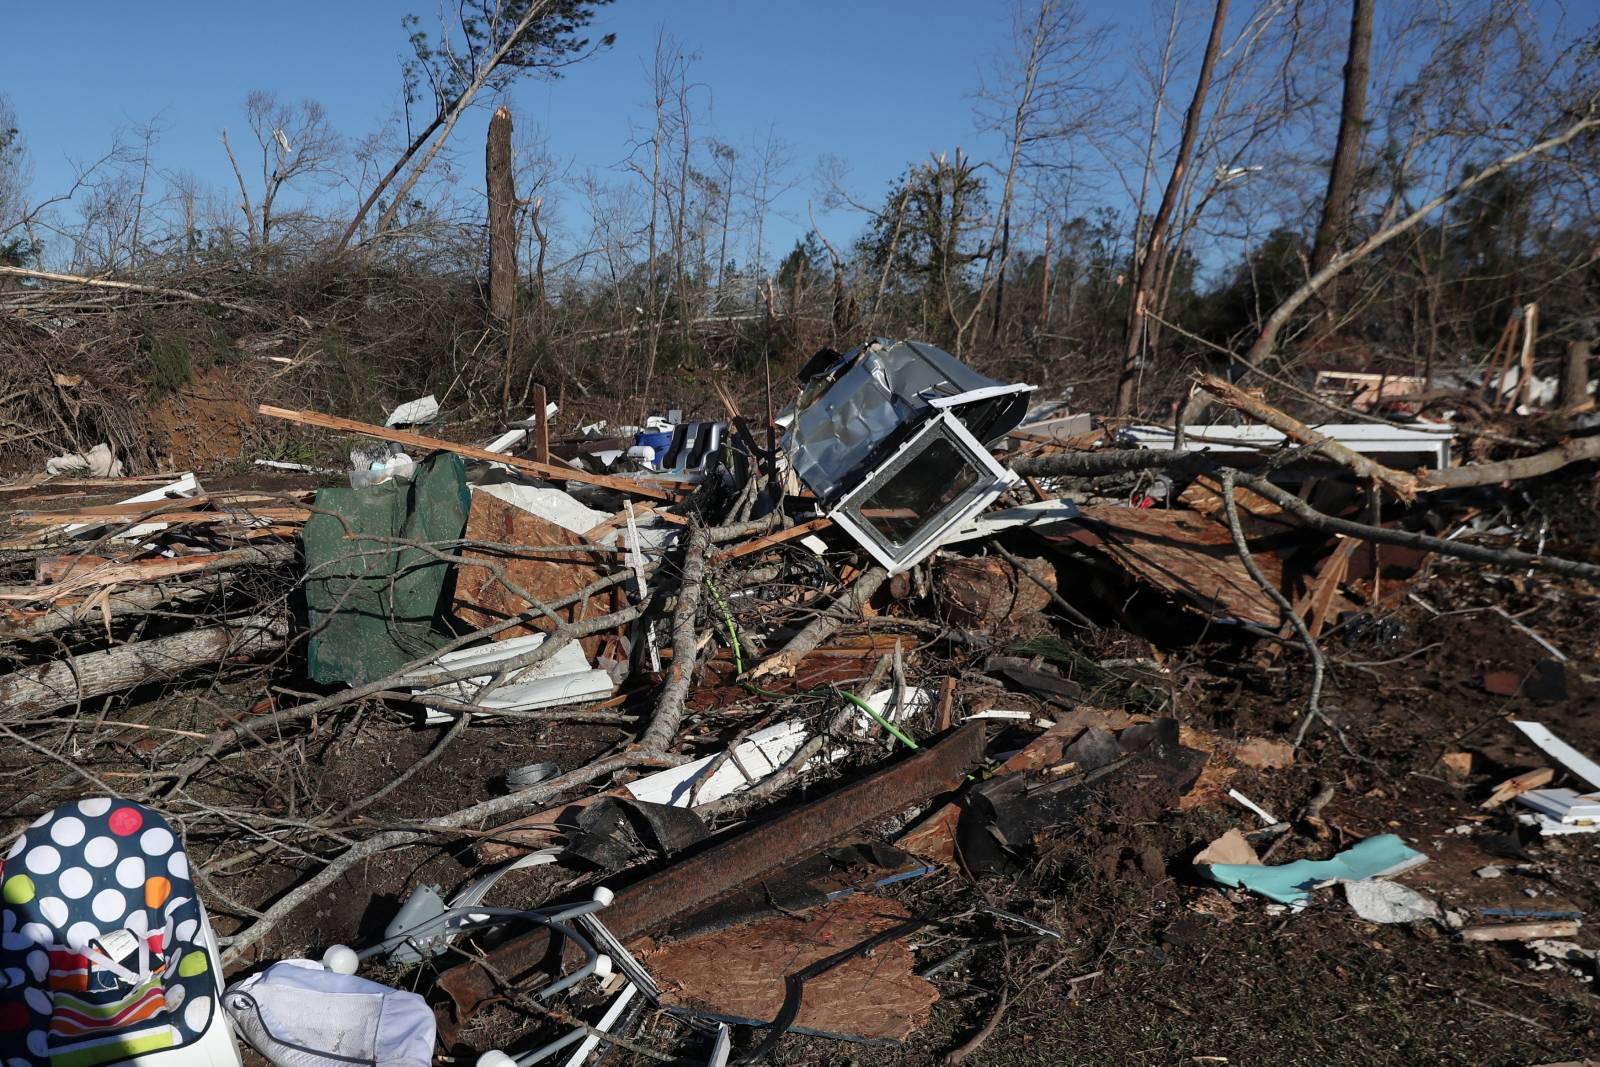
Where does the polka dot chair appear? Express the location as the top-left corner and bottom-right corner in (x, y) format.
(0, 799), (241, 1067)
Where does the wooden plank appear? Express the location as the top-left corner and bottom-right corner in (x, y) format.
(12, 545), (295, 599)
(531, 384), (550, 464)
(710, 518), (832, 564)
(256, 404), (675, 502)
(1481, 767), (1555, 809)
(17, 508), (308, 526)
(582, 504), (690, 540)
(1460, 921), (1580, 942)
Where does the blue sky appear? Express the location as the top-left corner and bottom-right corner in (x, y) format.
(4, 0), (1141, 260)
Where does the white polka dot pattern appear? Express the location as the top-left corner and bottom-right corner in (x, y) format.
(49, 816), (85, 847)
(58, 866), (92, 899)
(184, 992), (212, 1032)
(83, 835), (117, 867)
(77, 797), (112, 817)
(22, 844), (59, 875)
(140, 827), (174, 856)
(65, 919), (99, 951)
(37, 897), (67, 927)
(115, 855), (146, 889)
(91, 887), (127, 924)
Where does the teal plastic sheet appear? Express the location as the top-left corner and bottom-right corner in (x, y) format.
(303, 453), (469, 685)
(1203, 833), (1427, 906)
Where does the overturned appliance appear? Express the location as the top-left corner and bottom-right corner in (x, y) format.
(784, 339), (1032, 574)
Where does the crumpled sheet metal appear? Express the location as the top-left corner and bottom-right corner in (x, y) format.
(784, 339), (1031, 503)
(1037, 504), (1291, 628)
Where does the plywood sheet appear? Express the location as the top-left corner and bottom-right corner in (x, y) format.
(452, 489), (616, 651)
(644, 894), (937, 1042)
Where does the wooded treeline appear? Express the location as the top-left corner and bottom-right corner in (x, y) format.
(0, 0), (1596, 456)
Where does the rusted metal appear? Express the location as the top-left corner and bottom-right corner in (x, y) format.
(435, 722), (986, 1025)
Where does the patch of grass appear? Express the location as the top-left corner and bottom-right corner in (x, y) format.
(146, 335), (193, 399)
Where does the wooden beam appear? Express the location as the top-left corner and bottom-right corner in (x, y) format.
(711, 518), (832, 564)
(18, 508), (308, 526)
(531, 384), (550, 464)
(257, 404), (675, 502)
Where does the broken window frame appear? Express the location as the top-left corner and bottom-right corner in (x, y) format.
(828, 410), (1018, 575)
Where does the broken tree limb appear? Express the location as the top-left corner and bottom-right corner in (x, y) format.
(1220, 470), (1325, 747)
(746, 566), (890, 680)
(0, 575), (226, 638)
(1421, 432), (1600, 490)
(0, 612), (288, 718)
(1179, 108), (1600, 423)
(218, 750), (651, 967)
(256, 404), (675, 502)
(1232, 472), (1600, 582)
(0, 265), (275, 319)
(639, 522), (711, 753)
(17, 544), (296, 601)
(160, 570), (642, 796)
(1196, 374), (1420, 500)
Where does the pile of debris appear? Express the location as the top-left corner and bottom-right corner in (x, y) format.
(2, 337), (1599, 1065)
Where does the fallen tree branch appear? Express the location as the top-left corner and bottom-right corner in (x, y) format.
(218, 750), (649, 967)
(160, 569), (640, 795)
(745, 566), (890, 680)
(0, 265), (276, 320)
(0, 612), (288, 717)
(1014, 451), (1600, 581)
(639, 521), (711, 753)
(1219, 470), (1324, 747)
(1196, 374), (1420, 500)
(1422, 432), (1600, 490)
(1233, 472), (1600, 582)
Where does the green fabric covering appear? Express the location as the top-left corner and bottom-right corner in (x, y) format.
(303, 453), (469, 684)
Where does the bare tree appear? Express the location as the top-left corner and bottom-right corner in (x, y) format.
(1116, 0), (1230, 414)
(336, 0), (614, 256)
(1308, 0), (1376, 285)
(221, 93), (340, 250)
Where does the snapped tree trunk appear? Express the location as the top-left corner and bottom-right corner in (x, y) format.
(487, 105), (517, 325)
(1116, 0), (1231, 415)
(1563, 339), (1592, 411)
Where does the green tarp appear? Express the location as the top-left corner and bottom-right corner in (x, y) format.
(303, 453), (470, 685)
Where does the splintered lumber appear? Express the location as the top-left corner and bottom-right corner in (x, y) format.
(0, 612), (288, 716)
(1195, 374), (1421, 500)
(710, 517), (831, 563)
(257, 404), (675, 502)
(16, 507), (308, 527)
(1460, 921), (1580, 942)
(452, 490), (618, 653)
(1481, 767), (1556, 809)
(16, 544), (296, 601)
(645, 893), (937, 1042)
